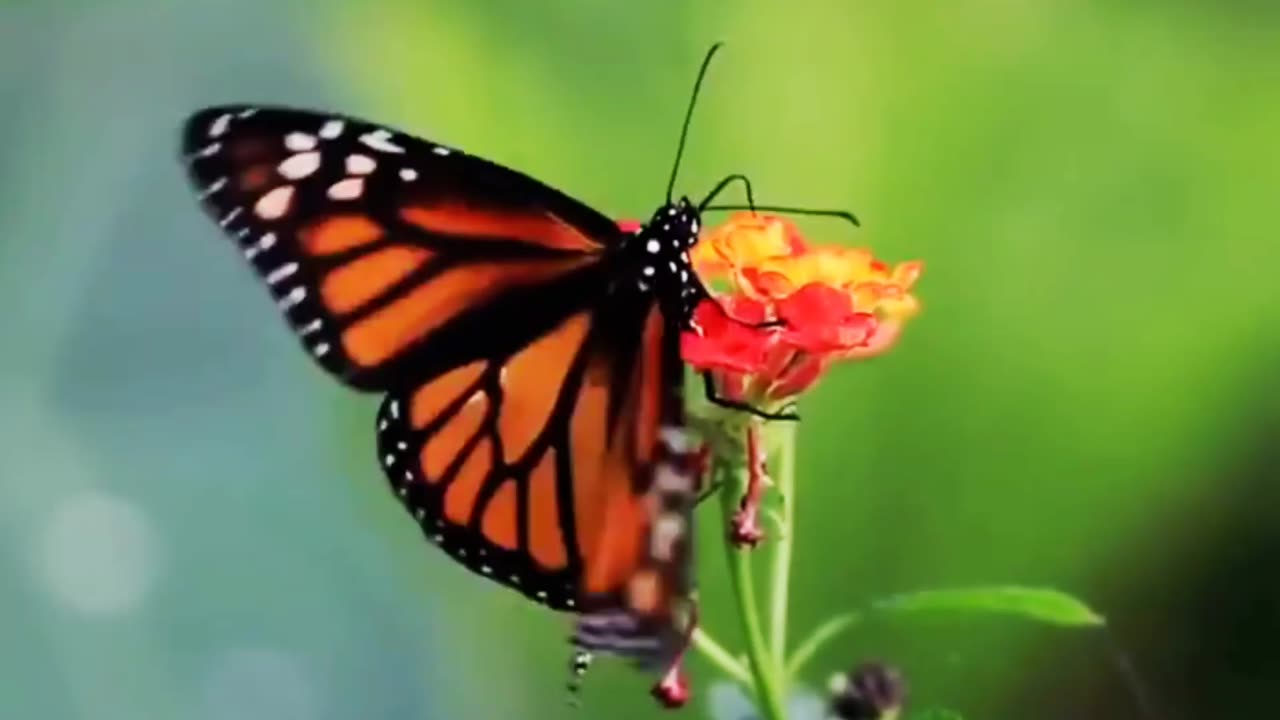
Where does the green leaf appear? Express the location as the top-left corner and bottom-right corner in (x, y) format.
(872, 586), (1105, 627)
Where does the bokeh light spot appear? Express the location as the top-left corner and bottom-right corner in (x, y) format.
(36, 490), (159, 616)
(202, 648), (318, 720)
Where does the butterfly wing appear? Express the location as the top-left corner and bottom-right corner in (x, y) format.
(183, 105), (697, 664)
(375, 282), (697, 660)
(181, 105), (624, 391)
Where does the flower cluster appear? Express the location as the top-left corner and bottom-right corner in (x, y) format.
(681, 212), (923, 407)
(679, 213), (922, 547)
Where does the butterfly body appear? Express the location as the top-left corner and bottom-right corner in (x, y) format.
(182, 105), (703, 667)
(613, 200), (703, 317)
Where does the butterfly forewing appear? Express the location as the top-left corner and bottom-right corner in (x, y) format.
(181, 105), (623, 390)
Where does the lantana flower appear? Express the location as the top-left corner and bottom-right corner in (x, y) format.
(683, 212), (923, 408)
(682, 213), (923, 545)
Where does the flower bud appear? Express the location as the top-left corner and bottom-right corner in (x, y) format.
(828, 662), (907, 720)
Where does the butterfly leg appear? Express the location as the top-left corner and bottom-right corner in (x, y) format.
(701, 371), (799, 421)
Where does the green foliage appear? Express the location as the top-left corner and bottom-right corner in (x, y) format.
(871, 586), (1104, 628)
(786, 587), (1100, 681)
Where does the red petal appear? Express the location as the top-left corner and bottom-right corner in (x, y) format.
(768, 352), (828, 399)
(776, 284), (878, 354)
(720, 294), (770, 324)
(680, 299), (776, 373)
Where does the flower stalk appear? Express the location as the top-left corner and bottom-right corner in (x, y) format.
(767, 419), (797, 685)
(715, 433), (788, 720)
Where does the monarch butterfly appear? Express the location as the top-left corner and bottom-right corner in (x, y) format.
(180, 44), (847, 681)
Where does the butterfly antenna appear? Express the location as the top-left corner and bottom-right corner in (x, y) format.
(666, 42), (724, 202)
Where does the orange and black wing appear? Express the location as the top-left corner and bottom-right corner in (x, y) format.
(375, 285), (698, 663)
(181, 105), (624, 391)
(183, 105), (696, 664)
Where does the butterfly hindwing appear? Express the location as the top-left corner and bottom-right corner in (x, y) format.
(181, 105), (623, 391)
(376, 286), (697, 662)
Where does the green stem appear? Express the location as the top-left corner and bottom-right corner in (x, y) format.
(718, 438), (788, 720)
(785, 611), (861, 680)
(767, 420), (798, 686)
(691, 627), (753, 686)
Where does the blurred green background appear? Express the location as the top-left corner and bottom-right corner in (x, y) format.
(2, 1), (1277, 718)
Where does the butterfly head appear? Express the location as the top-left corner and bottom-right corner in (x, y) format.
(648, 197), (701, 247)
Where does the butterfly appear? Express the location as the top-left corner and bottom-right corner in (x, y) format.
(178, 44), (840, 678)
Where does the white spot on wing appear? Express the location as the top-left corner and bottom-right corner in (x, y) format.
(265, 262), (298, 285)
(278, 286), (306, 310)
(218, 207), (243, 228)
(255, 186), (295, 220)
(198, 177), (227, 200)
(278, 152), (321, 180)
(327, 177), (364, 200)
(345, 154), (376, 175)
(359, 129), (405, 154)
(208, 113), (232, 138)
(646, 239), (660, 253)
(284, 132), (317, 152)
(313, 343), (331, 357)
(319, 119), (345, 139)
(399, 168), (418, 181)
(431, 146), (451, 156)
